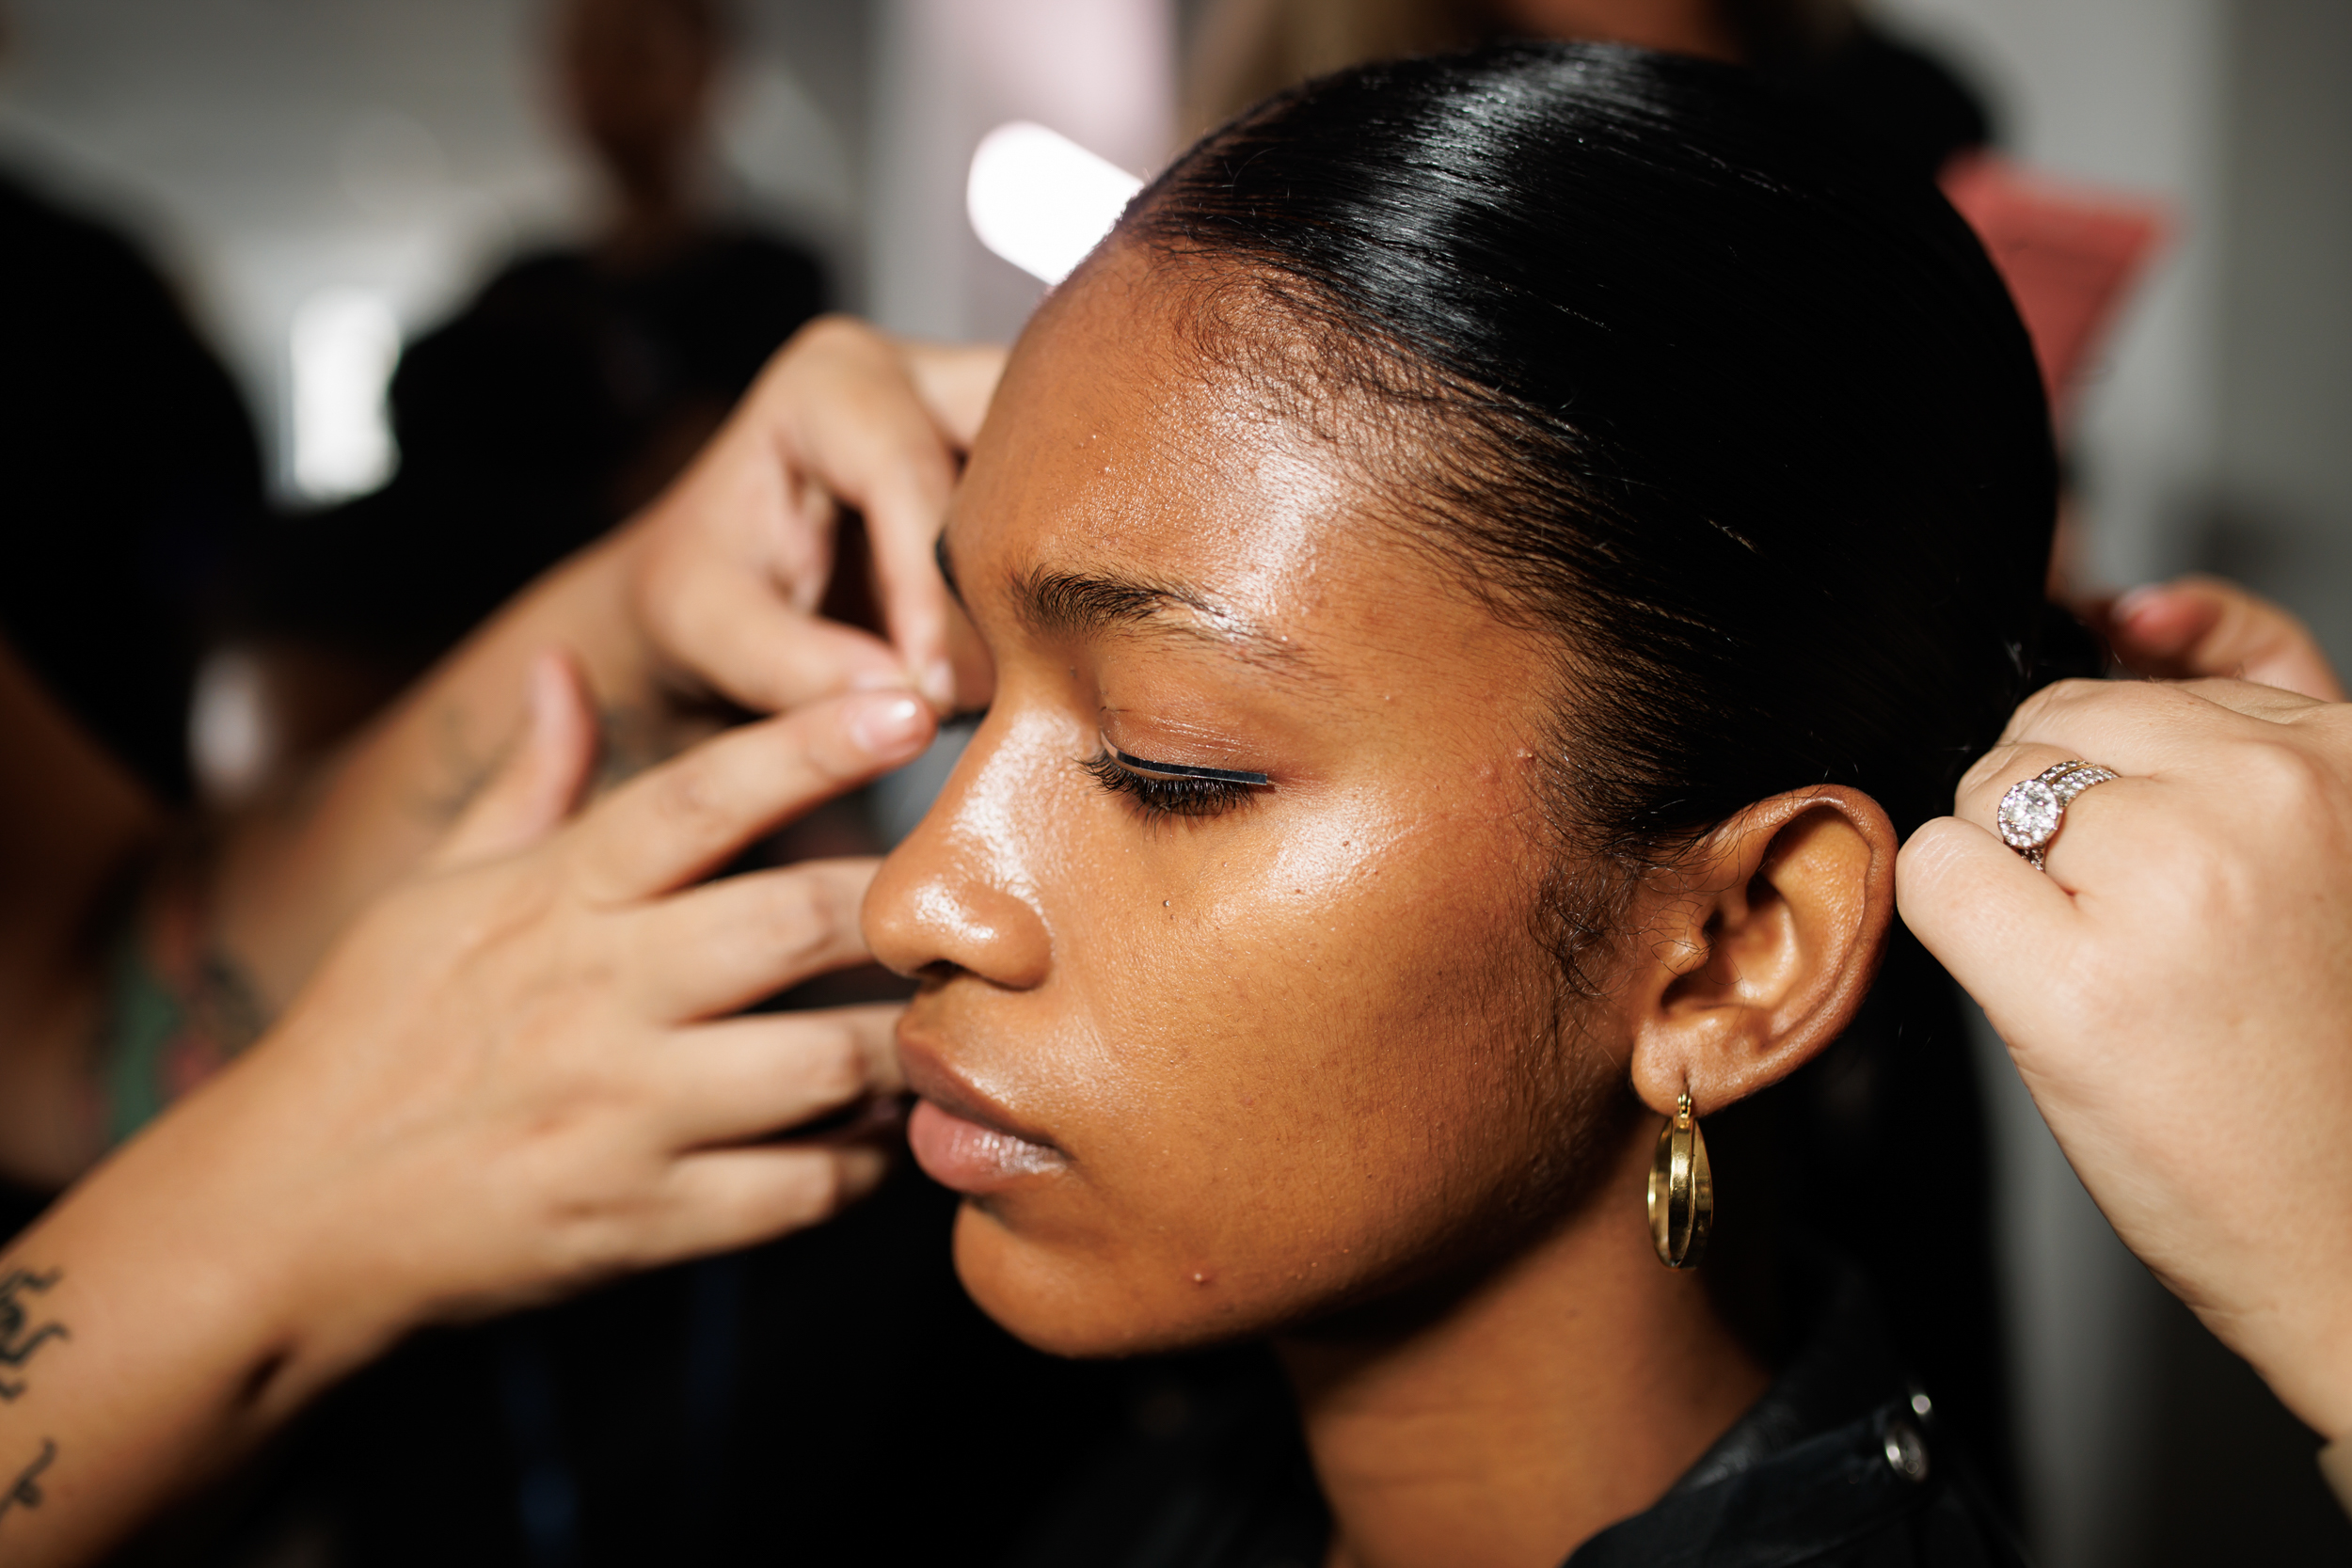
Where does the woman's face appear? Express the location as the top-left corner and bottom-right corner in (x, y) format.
(863, 251), (1627, 1356)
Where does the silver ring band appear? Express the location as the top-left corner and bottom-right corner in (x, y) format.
(1997, 760), (2120, 872)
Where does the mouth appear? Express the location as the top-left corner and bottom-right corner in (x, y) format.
(898, 1033), (1068, 1195)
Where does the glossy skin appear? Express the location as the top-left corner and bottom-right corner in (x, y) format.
(865, 247), (1901, 1562)
(867, 261), (1592, 1357)
(865, 241), (1894, 1354)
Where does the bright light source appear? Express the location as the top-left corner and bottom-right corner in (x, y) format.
(967, 120), (1143, 285)
(291, 286), (401, 501)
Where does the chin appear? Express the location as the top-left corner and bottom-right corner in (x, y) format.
(946, 1201), (1298, 1359)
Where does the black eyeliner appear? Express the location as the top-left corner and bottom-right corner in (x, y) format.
(1106, 745), (1270, 787)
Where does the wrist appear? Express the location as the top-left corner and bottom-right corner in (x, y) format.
(536, 529), (663, 710)
(87, 1047), (411, 1420)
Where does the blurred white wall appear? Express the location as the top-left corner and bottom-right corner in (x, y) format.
(2209, 0), (2352, 667)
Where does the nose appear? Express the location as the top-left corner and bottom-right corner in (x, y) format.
(862, 720), (1054, 991)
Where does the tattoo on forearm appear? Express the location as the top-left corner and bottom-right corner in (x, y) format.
(0, 1270), (66, 1402)
(95, 878), (272, 1145)
(0, 1439), (57, 1522)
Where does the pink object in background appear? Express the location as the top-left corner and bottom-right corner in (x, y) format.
(1939, 152), (2169, 429)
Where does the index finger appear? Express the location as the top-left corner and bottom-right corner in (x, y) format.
(565, 691), (934, 902)
(778, 322), (971, 710)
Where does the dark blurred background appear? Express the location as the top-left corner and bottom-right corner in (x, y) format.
(0, 1), (2345, 1564)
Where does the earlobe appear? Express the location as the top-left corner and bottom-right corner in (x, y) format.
(1626, 787), (1897, 1118)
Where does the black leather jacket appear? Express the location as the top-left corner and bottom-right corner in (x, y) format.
(1007, 1266), (2028, 1568)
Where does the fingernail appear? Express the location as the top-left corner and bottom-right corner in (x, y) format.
(2113, 584), (2164, 626)
(846, 693), (929, 758)
(849, 666), (915, 694)
(918, 658), (957, 713)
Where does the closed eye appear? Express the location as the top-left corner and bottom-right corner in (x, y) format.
(1081, 744), (1269, 821)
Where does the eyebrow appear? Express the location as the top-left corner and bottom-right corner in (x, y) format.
(938, 531), (1311, 675)
(1015, 566), (1311, 673)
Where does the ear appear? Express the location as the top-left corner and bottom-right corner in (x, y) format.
(1623, 787), (1897, 1118)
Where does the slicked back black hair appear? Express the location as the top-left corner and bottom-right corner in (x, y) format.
(1125, 41), (2053, 867)
(1114, 40), (2048, 1497)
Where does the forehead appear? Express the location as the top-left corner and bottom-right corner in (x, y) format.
(952, 249), (1462, 661)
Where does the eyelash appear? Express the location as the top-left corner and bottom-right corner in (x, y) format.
(1082, 746), (1267, 822)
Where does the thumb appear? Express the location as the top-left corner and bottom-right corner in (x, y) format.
(1896, 816), (2079, 1057)
(2105, 576), (2346, 701)
(430, 651), (599, 870)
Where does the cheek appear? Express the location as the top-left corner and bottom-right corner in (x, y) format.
(967, 780), (1569, 1353)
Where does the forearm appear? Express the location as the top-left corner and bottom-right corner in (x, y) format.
(0, 1076), (377, 1568)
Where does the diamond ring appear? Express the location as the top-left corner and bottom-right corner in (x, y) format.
(1997, 760), (2121, 872)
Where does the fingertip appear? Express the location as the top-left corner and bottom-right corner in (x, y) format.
(1895, 816), (2069, 982)
(2111, 579), (2218, 656)
(842, 691), (934, 765)
(917, 657), (957, 713)
(1894, 816), (1972, 918)
(2111, 581), (2166, 627)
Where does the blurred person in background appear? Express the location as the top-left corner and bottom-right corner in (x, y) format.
(243, 0), (830, 756)
(0, 9), (265, 806)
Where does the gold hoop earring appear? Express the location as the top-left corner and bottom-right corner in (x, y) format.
(1647, 1090), (1713, 1270)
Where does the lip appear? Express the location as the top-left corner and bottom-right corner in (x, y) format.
(898, 1033), (1068, 1195)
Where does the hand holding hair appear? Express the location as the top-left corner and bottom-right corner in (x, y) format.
(0, 656), (935, 1568)
(1899, 676), (2352, 1501)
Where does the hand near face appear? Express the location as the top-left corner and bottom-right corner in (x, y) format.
(615, 317), (1003, 715)
(205, 321), (1002, 1023)
(0, 658), (934, 1568)
(1899, 677), (2352, 1448)
(228, 663), (933, 1338)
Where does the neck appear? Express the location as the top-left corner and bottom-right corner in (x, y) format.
(1279, 1126), (1768, 1568)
